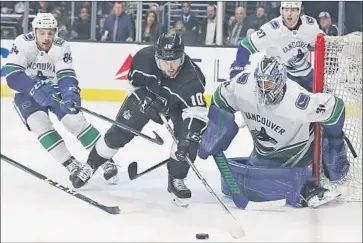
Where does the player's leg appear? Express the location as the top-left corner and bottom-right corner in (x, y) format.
(71, 89), (151, 188)
(51, 105), (118, 182)
(166, 118), (200, 207)
(13, 93), (81, 176)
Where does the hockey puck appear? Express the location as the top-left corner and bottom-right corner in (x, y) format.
(196, 233), (209, 240)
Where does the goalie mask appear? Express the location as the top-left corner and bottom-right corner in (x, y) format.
(155, 33), (185, 78)
(254, 56), (287, 107)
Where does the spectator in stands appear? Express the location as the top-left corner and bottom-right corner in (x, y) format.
(101, 1), (133, 42)
(199, 4), (227, 45)
(96, 17), (106, 40)
(149, 3), (167, 33)
(227, 7), (251, 46)
(247, 7), (268, 30)
(319, 11), (339, 36)
(169, 27), (176, 35)
(31, 1), (53, 14)
(227, 15), (236, 37)
(142, 10), (163, 43)
(177, 2), (199, 43)
(71, 7), (91, 40)
(52, 8), (69, 39)
(174, 20), (197, 45)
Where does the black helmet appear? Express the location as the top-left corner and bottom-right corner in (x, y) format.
(155, 33), (184, 60)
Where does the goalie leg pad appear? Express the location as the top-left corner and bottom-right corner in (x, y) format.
(221, 157), (314, 207)
(27, 111), (72, 163)
(61, 113), (101, 150)
(322, 136), (350, 182)
(198, 105), (239, 159)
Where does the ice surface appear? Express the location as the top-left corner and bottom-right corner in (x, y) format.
(1, 98), (361, 242)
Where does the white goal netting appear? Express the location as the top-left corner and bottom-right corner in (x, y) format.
(318, 32), (362, 201)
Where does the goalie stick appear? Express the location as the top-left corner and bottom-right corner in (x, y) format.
(0, 154), (120, 215)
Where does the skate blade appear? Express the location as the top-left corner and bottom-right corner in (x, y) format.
(170, 193), (189, 208)
(105, 174), (120, 185)
(309, 192), (341, 208)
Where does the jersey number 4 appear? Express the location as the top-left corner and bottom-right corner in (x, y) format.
(191, 93), (205, 106)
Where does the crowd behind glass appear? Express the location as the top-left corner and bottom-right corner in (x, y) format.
(1, 1), (362, 46)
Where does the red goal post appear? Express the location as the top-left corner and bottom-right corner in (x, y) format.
(312, 32), (362, 201)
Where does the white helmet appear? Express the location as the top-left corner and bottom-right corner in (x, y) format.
(280, 1), (302, 15)
(32, 13), (58, 30)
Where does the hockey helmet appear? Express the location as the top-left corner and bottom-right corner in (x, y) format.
(155, 33), (184, 61)
(254, 56), (287, 106)
(280, 1), (302, 15)
(155, 33), (185, 77)
(32, 13), (58, 31)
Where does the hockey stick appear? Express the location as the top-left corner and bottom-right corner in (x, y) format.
(78, 106), (164, 145)
(343, 133), (357, 158)
(52, 96), (164, 146)
(0, 154), (120, 215)
(159, 114), (245, 239)
(213, 152), (286, 210)
(128, 159), (169, 180)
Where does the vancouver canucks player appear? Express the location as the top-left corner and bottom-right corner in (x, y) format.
(5, 13), (118, 182)
(199, 56), (349, 208)
(230, 1), (321, 92)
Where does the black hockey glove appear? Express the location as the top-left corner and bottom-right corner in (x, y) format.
(175, 131), (201, 161)
(140, 91), (168, 125)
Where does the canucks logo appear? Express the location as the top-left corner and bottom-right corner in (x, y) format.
(251, 127), (278, 153)
(287, 48), (310, 70)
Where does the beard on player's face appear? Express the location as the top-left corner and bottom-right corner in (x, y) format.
(35, 29), (55, 51)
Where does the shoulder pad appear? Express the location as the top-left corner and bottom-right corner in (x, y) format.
(301, 15), (317, 25)
(48, 40), (71, 61)
(232, 70), (251, 86)
(53, 37), (67, 47)
(267, 17), (283, 30)
(14, 33), (36, 51)
(21, 32), (35, 41)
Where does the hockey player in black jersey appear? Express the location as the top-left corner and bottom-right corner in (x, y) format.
(71, 33), (208, 207)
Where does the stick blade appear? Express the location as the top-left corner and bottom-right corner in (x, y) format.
(105, 206), (121, 215)
(152, 131), (164, 145)
(128, 162), (138, 180)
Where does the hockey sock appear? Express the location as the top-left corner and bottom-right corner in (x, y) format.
(61, 114), (101, 150)
(37, 129), (72, 163)
(76, 124), (101, 150)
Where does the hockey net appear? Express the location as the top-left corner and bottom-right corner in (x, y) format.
(313, 32), (362, 202)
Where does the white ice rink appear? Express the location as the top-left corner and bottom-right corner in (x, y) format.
(1, 97), (362, 242)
